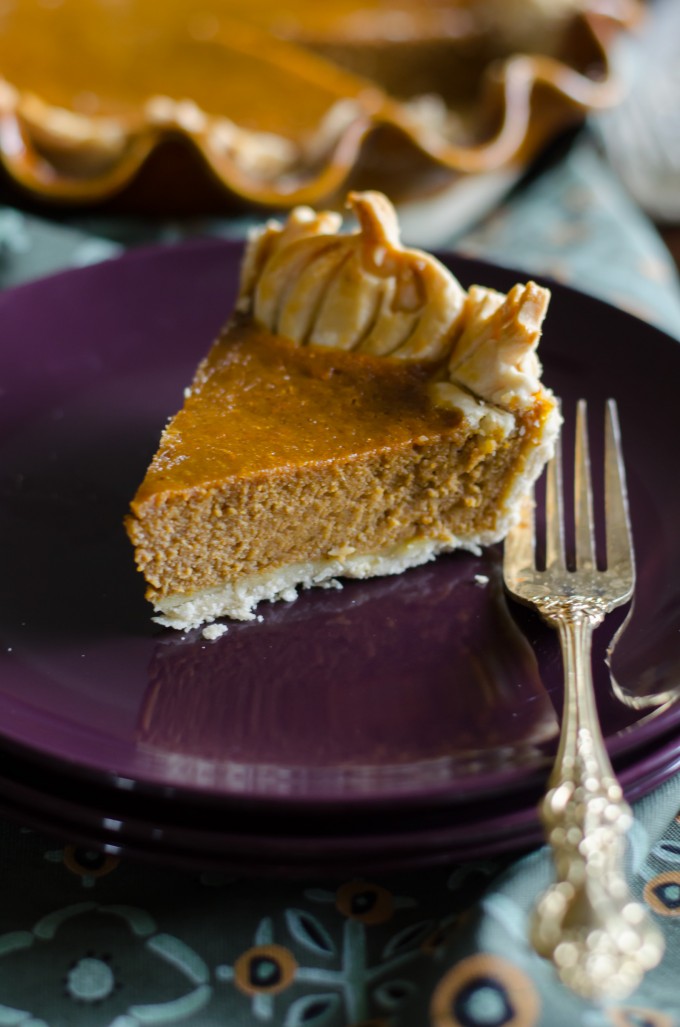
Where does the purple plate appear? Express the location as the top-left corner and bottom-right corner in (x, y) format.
(0, 240), (679, 867)
(0, 721), (677, 876)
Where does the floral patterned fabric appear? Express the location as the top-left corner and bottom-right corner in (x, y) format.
(1, 133), (679, 1026)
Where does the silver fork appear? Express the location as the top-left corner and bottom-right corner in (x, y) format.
(503, 399), (664, 1000)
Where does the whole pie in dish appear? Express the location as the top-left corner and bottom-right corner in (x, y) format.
(126, 190), (560, 629)
(0, 0), (638, 211)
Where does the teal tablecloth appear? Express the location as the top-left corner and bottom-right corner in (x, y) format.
(1, 135), (680, 1027)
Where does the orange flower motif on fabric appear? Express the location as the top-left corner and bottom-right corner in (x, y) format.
(643, 871), (680, 916)
(233, 944), (298, 996)
(63, 846), (120, 880)
(430, 954), (540, 1027)
(335, 881), (394, 925)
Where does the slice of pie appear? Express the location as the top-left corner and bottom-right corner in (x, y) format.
(126, 190), (560, 629)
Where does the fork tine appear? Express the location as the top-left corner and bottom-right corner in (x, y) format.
(545, 422), (566, 570)
(605, 398), (635, 584)
(574, 399), (596, 569)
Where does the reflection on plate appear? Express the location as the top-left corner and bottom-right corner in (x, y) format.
(140, 554), (557, 794)
(0, 239), (678, 873)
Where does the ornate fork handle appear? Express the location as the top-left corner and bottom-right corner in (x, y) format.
(531, 595), (663, 1000)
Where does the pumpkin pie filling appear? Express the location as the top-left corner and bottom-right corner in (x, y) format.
(126, 191), (560, 628)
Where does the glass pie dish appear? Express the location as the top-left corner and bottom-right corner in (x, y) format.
(0, 0), (640, 213)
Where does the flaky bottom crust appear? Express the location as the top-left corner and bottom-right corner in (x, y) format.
(151, 534), (481, 629)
